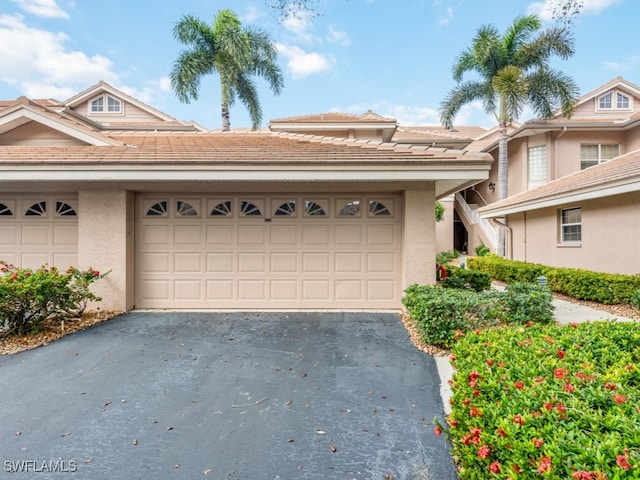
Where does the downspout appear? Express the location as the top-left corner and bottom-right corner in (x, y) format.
(523, 211), (527, 263)
(492, 218), (513, 260)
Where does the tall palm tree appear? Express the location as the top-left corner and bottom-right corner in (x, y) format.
(170, 10), (284, 131)
(440, 14), (579, 255)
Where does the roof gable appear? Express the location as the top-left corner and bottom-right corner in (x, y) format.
(0, 99), (121, 146)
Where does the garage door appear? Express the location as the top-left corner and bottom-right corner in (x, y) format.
(0, 196), (78, 270)
(135, 194), (402, 309)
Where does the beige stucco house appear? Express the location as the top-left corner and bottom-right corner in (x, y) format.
(452, 77), (640, 276)
(0, 82), (492, 312)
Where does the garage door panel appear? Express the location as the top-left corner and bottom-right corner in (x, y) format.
(136, 195), (401, 309)
(207, 225), (234, 245)
(141, 253), (171, 273)
(334, 225), (362, 245)
(335, 252), (363, 273)
(0, 225), (17, 245)
(303, 280), (331, 300)
(335, 280), (363, 301)
(144, 225), (171, 245)
(303, 252), (331, 273)
(367, 252), (396, 273)
(271, 252), (298, 273)
(175, 225), (203, 245)
(239, 252), (266, 273)
(271, 225), (297, 245)
(22, 225), (49, 246)
(174, 280), (202, 301)
(142, 280), (170, 300)
(21, 253), (49, 269)
(207, 252), (234, 273)
(238, 226), (266, 245)
(207, 280), (234, 300)
(270, 280), (298, 301)
(302, 226), (330, 245)
(238, 280), (266, 300)
(53, 253), (78, 268)
(174, 253), (202, 273)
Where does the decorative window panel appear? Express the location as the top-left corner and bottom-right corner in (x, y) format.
(528, 145), (547, 187)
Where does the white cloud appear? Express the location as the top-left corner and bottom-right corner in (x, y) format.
(0, 14), (118, 98)
(438, 7), (454, 26)
(276, 43), (335, 78)
(120, 77), (172, 106)
(280, 4), (313, 36)
(242, 4), (264, 24)
(10, 0), (69, 19)
(528, 0), (621, 21)
(327, 26), (351, 47)
(602, 55), (640, 72)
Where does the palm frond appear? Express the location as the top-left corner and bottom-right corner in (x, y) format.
(440, 80), (494, 128)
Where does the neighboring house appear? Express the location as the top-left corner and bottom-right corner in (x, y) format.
(0, 82), (492, 312)
(454, 77), (640, 275)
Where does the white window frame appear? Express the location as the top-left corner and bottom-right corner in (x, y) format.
(89, 94), (122, 114)
(527, 145), (547, 189)
(559, 207), (581, 244)
(596, 89), (632, 112)
(580, 144), (620, 170)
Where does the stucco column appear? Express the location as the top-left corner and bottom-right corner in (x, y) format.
(78, 189), (133, 312)
(403, 187), (436, 289)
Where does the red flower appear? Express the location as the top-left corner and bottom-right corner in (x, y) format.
(554, 368), (568, 380)
(469, 406), (483, 417)
(461, 434), (472, 445)
(572, 471), (594, 480)
(538, 456), (552, 474)
(543, 335), (555, 344)
(604, 382), (617, 391)
(570, 322), (579, 328)
(613, 393), (626, 404)
(434, 426), (442, 436)
(513, 414), (524, 425)
(514, 381), (524, 390)
(489, 461), (501, 473)
(557, 349), (566, 358)
(486, 359), (494, 367)
(473, 389), (481, 397)
(532, 437), (544, 448)
(497, 427), (507, 438)
(543, 402), (553, 411)
(449, 354), (456, 362)
(616, 454), (631, 470)
(477, 445), (490, 459)
(564, 383), (576, 393)
(469, 380), (478, 388)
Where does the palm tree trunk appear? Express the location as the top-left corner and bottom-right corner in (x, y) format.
(221, 103), (231, 132)
(497, 122), (509, 256)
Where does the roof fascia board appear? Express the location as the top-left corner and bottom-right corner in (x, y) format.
(479, 180), (640, 217)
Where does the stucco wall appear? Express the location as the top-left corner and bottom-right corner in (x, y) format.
(435, 196), (454, 254)
(403, 186), (436, 288)
(507, 191), (640, 275)
(78, 189), (133, 312)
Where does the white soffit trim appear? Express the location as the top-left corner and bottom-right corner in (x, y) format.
(480, 181), (640, 217)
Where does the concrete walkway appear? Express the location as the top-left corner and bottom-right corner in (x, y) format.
(436, 295), (638, 415)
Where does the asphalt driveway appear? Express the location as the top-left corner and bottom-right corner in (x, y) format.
(0, 312), (457, 479)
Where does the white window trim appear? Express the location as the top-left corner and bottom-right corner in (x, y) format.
(595, 89), (633, 112)
(88, 94), (123, 115)
(580, 143), (620, 170)
(559, 207), (582, 245)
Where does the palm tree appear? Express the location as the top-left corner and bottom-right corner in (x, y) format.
(440, 14), (579, 255)
(170, 10), (284, 131)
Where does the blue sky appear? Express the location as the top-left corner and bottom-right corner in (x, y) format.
(0, 0), (635, 129)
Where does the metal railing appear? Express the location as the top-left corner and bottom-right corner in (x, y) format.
(455, 192), (498, 249)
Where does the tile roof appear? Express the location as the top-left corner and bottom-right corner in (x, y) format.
(270, 111), (396, 124)
(480, 149), (640, 216)
(393, 125), (488, 141)
(0, 131), (492, 165)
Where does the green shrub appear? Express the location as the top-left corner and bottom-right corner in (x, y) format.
(435, 201), (445, 222)
(468, 256), (640, 305)
(633, 290), (640, 310)
(445, 322), (640, 479)
(442, 265), (491, 292)
(501, 282), (555, 325)
(436, 249), (459, 265)
(403, 282), (553, 347)
(475, 244), (491, 257)
(0, 261), (109, 336)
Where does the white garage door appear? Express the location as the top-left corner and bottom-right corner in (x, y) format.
(0, 196), (78, 270)
(135, 194), (402, 309)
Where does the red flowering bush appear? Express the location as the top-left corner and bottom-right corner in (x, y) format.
(0, 261), (109, 336)
(443, 321), (640, 479)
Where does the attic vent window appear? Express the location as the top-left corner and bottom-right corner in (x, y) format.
(90, 95), (122, 113)
(597, 91), (631, 111)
